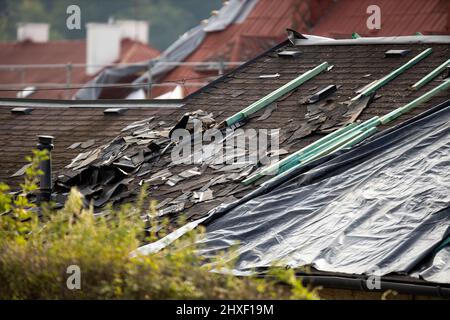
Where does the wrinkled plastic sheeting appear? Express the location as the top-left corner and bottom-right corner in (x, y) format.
(204, 0), (257, 32)
(199, 103), (450, 283)
(75, 64), (147, 100)
(132, 25), (206, 86)
(75, 0), (256, 100)
(412, 244), (450, 284)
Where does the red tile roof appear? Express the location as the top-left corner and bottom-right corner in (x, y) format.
(0, 39), (160, 99)
(154, 0), (449, 98)
(313, 0), (450, 38)
(153, 0), (334, 97)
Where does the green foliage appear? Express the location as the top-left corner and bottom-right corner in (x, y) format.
(0, 151), (319, 300)
(0, 0), (222, 49)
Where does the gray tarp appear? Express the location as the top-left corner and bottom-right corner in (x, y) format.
(75, 0), (257, 100)
(197, 100), (450, 283)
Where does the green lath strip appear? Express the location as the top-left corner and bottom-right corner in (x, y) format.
(243, 117), (381, 185)
(352, 48), (433, 101)
(224, 62), (330, 127)
(262, 127), (378, 187)
(411, 59), (450, 91)
(242, 121), (360, 184)
(244, 80), (449, 185)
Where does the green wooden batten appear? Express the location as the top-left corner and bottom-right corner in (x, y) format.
(274, 122), (380, 178)
(266, 81), (450, 184)
(243, 116), (382, 185)
(242, 121), (359, 184)
(261, 127), (378, 187)
(243, 59), (448, 186)
(411, 59), (450, 91)
(224, 62), (330, 127)
(351, 48), (433, 101)
(243, 116), (381, 185)
(380, 79), (450, 124)
(335, 127), (378, 152)
(279, 128), (366, 172)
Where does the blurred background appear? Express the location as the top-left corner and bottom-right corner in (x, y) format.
(0, 0), (222, 50)
(0, 0), (448, 100)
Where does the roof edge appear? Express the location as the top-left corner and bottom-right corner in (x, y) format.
(299, 274), (450, 298)
(294, 34), (450, 46)
(0, 97), (184, 108)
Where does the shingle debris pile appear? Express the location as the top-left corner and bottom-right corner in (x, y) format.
(54, 109), (283, 221)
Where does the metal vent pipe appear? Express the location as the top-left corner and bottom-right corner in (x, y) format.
(37, 135), (54, 203)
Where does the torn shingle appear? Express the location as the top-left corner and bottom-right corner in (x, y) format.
(385, 49), (411, 57)
(104, 108), (128, 115)
(121, 117), (155, 132)
(157, 203), (185, 217)
(193, 189), (214, 203)
(11, 107), (33, 115)
(144, 168), (172, 185)
(80, 139), (96, 149)
(277, 50), (301, 58)
(256, 103), (277, 121)
(166, 175), (184, 187)
(178, 168), (202, 179)
(304, 85), (337, 104)
(67, 142), (81, 150)
(259, 73), (280, 79)
(10, 163), (31, 177)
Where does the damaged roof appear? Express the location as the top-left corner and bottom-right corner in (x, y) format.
(1, 35), (449, 223)
(0, 102), (180, 186)
(1, 34), (450, 294)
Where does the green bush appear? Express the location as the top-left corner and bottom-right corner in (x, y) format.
(0, 151), (319, 300)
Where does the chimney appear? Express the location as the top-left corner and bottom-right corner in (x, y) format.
(17, 23), (49, 43)
(116, 20), (149, 44)
(86, 22), (122, 75)
(37, 135), (54, 203)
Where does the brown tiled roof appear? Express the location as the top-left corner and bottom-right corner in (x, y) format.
(1, 39), (449, 221)
(0, 105), (177, 186)
(0, 39), (160, 99)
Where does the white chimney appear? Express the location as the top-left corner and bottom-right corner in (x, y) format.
(116, 20), (149, 44)
(86, 23), (122, 76)
(17, 23), (49, 43)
